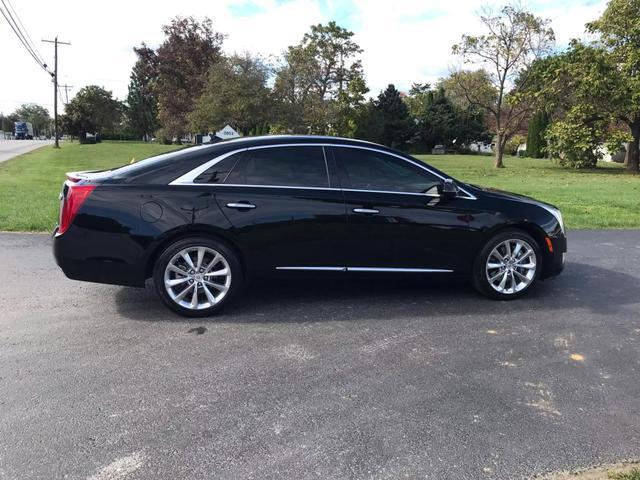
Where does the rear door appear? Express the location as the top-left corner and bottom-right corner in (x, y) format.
(331, 146), (476, 272)
(210, 145), (347, 272)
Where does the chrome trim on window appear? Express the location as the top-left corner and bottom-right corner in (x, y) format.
(170, 148), (249, 185)
(276, 266), (453, 273)
(168, 142), (477, 200)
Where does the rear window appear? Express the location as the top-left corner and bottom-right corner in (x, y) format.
(108, 146), (194, 178)
(193, 153), (244, 184)
(225, 146), (329, 188)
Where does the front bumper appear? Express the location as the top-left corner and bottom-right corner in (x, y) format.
(541, 233), (566, 279)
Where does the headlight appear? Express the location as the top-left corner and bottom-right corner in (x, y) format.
(541, 205), (565, 234)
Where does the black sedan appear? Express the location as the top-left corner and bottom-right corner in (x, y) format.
(53, 135), (566, 317)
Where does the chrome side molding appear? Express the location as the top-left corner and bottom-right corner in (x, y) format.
(276, 266), (453, 273)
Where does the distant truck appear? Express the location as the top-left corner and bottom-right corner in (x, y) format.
(14, 121), (34, 140)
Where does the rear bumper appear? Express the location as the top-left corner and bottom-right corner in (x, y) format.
(53, 226), (146, 287)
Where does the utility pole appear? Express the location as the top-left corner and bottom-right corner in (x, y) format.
(60, 84), (73, 104)
(42, 37), (70, 148)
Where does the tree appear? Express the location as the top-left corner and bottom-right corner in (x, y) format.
(452, 4), (555, 167)
(525, 110), (549, 158)
(62, 86), (122, 140)
(586, 0), (640, 172)
(525, 42), (630, 168)
(10, 103), (51, 137)
(372, 84), (414, 149)
(126, 44), (159, 141)
(406, 84), (489, 151)
(154, 17), (225, 142)
(352, 100), (384, 143)
(273, 21), (367, 135)
(189, 53), (272, 135)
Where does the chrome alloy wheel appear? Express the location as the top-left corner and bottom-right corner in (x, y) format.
(163, 246), (231, 310)
(485, 239), (537, 295)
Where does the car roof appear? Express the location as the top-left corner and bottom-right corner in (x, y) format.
(203, 134), (384, 149)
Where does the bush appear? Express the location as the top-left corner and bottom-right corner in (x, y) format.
(545, 120), (601, 168)
(505, 134), (526, 156)
(100, 132), (140, 141)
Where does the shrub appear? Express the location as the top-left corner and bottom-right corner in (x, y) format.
(505, 134), (526, 156)
(525, 111), (549, 158)
(545, 120), (601, 168)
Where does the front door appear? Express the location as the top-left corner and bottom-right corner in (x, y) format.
(331, 146), (475, 272)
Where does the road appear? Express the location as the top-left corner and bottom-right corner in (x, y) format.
(0, 231), (638, 479)
(0, 139), (53, 163)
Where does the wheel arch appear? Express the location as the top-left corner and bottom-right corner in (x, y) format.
(143, 224), (247, 280)
(481, 221), (553, 266)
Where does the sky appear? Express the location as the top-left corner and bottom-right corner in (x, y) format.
(0, 0), (607, 116)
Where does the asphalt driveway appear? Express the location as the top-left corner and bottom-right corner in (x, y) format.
(0, 231), (638, 479)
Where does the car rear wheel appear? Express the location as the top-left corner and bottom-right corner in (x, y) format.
(153, 236), (242, 317)
(472, 229), (541, 300)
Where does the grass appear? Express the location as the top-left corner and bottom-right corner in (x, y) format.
(418, 154), (640, 229)
(610, 469), (640, 480)
(0, 142), (638, 231)
(0, 141), (180, 231)
(547, 464), (640, 480)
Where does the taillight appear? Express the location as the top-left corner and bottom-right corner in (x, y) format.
(58, 184), (96, 235)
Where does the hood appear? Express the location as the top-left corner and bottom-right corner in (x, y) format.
(466, 184), (559, 210)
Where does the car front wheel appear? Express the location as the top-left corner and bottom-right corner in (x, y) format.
(153, 236), (242, 317)
(472, 229), (541, 300)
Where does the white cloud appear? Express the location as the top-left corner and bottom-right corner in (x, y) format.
(0, 0), (607, 115)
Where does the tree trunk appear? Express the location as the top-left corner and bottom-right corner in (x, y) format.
(625, 121), (640, 173)
(494, 132), (505, 168)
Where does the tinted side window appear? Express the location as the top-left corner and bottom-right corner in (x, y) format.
(225, 146), (329, 188)
(194, 152), (243, 184)
(334, 147), (441, 194)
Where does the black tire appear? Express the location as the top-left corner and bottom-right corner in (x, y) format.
(472, 229), (542, 300)
(153, 236), (243, 317)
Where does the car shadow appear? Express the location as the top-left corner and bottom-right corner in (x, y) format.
(114, 261), (640, 323)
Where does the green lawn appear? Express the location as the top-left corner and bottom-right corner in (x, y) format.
(0, 141), (180, 231)
(0, 142), (638, 231)
(418, 154), (640, 229)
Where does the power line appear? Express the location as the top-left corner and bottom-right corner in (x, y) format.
(4, 0), (47, 66)
(0, 0), (48, 73)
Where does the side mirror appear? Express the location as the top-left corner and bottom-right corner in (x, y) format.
(441, 179), (460, 197)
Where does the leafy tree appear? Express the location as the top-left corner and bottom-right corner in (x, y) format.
(154, 17), (224, 142)
(372, 84), (414, 149)
(352, 100), (384, 143)
(525, 110), (549, 158)
(545, 105), (609, 168)
(404, 83), (432, 119)
(406, 85), (489, 151)
(525, 42), (631, 168)
(0, 113), (14, 133)
(586, 0), (640, 172)
(189, 53), (272, 136)
(273, 21), (367, 135)
(452, 4), (555, 167)
(126, 44), (159, 141)
(10, 103), (51, 137)
(62, 86), (122, 140)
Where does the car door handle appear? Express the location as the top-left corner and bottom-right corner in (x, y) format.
(353, 208), (380, 215)
(226, 202), (256, 210)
